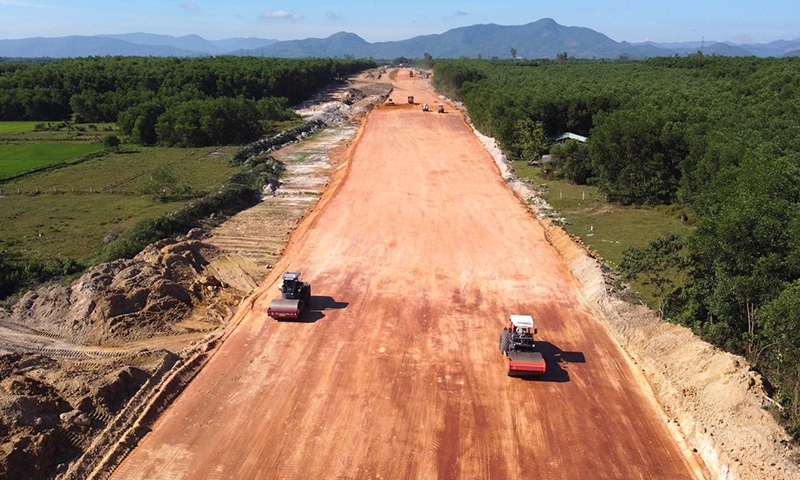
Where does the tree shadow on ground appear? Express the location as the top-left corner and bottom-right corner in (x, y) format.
(522, 341), (585, 383)
(293, 295), (348, 323)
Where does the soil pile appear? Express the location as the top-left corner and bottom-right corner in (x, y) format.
(0, 238), (244, 479)
(2, 239), (236, 346)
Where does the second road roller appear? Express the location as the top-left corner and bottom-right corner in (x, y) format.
(499, 314), (546, 377)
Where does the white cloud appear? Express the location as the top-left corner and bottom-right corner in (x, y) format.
(454, 10), (469, 17)
(259, 9), (302, 21)
(326, 11), (339, 21)
(179, 3), (201, 13)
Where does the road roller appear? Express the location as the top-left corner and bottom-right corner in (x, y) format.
(267, 271), (311, 320)
(499, 315), (546, 377)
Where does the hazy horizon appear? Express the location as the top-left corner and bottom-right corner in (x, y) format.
(1, 1), (798, 44)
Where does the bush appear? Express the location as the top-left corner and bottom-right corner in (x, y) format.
(102, 133), (121, 149)
(0, 255), (84, 299)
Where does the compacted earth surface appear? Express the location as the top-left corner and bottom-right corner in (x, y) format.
(2, 70), (798, 480)
(111, 74), (700, 479)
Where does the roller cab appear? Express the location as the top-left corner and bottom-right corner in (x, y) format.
(499, 315), (546, 377)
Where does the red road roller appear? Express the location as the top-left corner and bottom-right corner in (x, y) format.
(267, 271), (311, 320)
(499, 315), (546, 377)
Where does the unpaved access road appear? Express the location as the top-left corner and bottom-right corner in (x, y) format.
(112, 75), (706, 479)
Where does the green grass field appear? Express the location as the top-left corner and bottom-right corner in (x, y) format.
(0, 143), (105, 178)
(512, 160), (694, 308)
(0, 146), (237, 261)
(512, 160), (694, 268)
(0, 121), (41, 134)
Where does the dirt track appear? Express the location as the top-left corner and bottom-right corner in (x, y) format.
(112, 75), (706, 479)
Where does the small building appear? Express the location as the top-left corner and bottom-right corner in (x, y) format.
(549, 132), (588, 144)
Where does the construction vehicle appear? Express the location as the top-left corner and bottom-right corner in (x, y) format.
(386, 98), (395, 106)
(408, 95), (414, 104)
(499, 315), (546, 377)
(437, 104), (445, 113)
(267, 271), (311, 320)
(422, 103), (429, 112)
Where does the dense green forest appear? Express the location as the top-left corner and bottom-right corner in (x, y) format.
(433, 56), (800, 435)
(0, 56), (374, 146)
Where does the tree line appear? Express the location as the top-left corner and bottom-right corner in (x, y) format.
(433, 56), (800, 435)
(0, 56), (375, 146)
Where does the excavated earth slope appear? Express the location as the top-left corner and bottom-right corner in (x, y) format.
(0, 238), (242, 479)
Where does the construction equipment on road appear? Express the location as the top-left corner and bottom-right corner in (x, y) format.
(437, 104), (445, 113)
(499, 315), (546, 377)
(422, 103), (429, 111)
(267, 271), (311, 320)
(408, 95), (414, 104)
(386, 98), (395, 106)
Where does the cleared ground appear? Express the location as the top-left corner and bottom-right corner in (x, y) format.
(110, 74), (705, 479)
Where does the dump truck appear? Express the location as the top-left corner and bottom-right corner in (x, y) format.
(386, 98), (395, 106)
(437, 104), (445, 113)
(499, 315), (546, 377)
(408, 95), (414, 104)
(422, 103), (429, 111)
(267, 271), (311, 320)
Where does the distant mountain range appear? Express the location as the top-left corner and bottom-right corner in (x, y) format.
(2, 18), (799, 60)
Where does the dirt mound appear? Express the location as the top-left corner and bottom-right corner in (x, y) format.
(294, 72), (392, 125)
(0, 238), (246, 478)
(1, 239), (234, 346)
(0, 350), (178, 479)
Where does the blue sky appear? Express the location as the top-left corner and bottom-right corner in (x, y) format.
(1, 0), (798, 44)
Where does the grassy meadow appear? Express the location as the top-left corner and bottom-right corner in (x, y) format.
(0, 143), (105, 178)
(511, 160), (694, 306)
(0, 145), (237, 261)
(511, 160), (694, 267)
(0, 121), (42, 134)
(0, 121), (116, 178)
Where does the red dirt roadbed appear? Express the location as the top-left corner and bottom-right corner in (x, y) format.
(112, 75), (705, 479)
